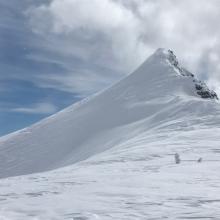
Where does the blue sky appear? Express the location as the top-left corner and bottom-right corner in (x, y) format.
(1, 0), (220, 136)
(0, 0), (119, 136)
(0, 1), (77, 135)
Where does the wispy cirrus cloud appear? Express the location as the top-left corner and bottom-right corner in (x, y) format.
(12, 102), (58, 114)
(1, 0), (220, 136)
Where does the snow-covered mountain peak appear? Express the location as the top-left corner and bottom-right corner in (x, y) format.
(137, 48), (186, 78)
(1, 48), (220, 218)
(148, 48), (178, 62)
(147, 48), (191, 76)
(134, 48), (218, 100)
(0, 48), (219, 179)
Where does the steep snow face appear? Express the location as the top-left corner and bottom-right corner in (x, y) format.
(0, 48), (218, 178)
(1, 97), (220, 219)
(129, 48), (218, 100)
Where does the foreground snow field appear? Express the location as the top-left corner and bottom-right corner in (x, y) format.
(1, 49), (220, 219)
(1, 124), (220, 219)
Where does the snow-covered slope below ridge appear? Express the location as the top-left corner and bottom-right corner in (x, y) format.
(1, 49), (220, 219)
(0, 48), (219, 179)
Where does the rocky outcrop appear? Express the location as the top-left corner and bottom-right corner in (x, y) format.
(167, 50), (218, 100)
(194, 81), (218, 99)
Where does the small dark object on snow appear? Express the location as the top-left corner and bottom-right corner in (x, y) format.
(175, 153), (181, 164)
(197, 158), (202, 163)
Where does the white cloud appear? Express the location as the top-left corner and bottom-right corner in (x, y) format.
(26, 0), (220, 95)
(37, 71), (115, 97)
(12, 103), (58, 114)
(26, 0), (147, 70)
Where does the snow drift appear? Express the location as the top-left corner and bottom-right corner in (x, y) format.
(0, 48), (218, 178)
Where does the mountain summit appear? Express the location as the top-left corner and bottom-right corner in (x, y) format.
(164, 49), (218, 99)
(0, 49), (219, 178)
(130, 48), (218, 100)
(1, 49), (220, 219)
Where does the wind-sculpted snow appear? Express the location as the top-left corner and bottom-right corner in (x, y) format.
(1, 99), (220, 219)
(0, 49), (218, 179)
(0, 49), (220, 219)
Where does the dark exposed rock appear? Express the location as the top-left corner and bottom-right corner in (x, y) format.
(167, 49), (219, 100)
(195, 81), (218, 100)
(195, 83), (203, 91)
(197, 89), (218, 100)
(168, 50), (179, 67)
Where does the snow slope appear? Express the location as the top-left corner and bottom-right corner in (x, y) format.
(0, 48), (218, 179)
(1, 49), (220, 219)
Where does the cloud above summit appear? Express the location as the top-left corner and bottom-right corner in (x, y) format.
(27, 0), (220, 93)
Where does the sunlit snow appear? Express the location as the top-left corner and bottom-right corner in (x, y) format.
(0, 49), (220, 219)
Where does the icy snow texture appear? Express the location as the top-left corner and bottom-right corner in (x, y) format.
(0, 49), (220, 219)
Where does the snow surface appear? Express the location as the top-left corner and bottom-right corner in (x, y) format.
(1, 49), (220, 219)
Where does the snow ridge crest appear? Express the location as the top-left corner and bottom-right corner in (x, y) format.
(157, 49), (218, 100)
